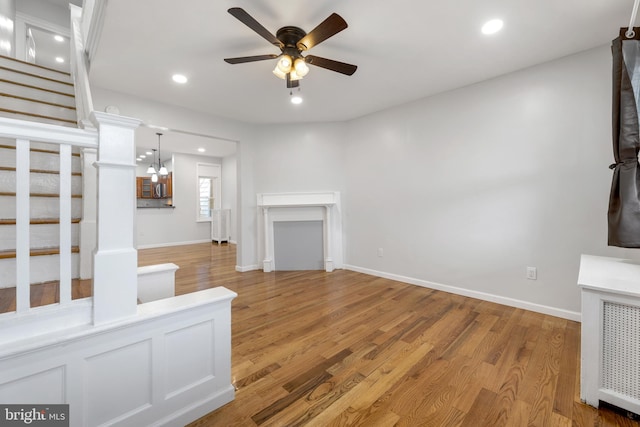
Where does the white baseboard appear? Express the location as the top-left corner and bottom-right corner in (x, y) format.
(236, 264), (260, 272)
(137, 239), (211, 250)
(156, 385), (235, 427)
(344, 264), (581, 322)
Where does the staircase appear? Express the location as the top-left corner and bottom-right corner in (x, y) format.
(0, 54), (77, 127)
(0, 55), (82, 294)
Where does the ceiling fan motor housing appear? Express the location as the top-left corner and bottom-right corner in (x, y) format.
(277, 26), (307, 58)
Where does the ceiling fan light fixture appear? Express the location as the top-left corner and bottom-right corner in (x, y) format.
(273, 66), (287, 79)
(277, 55), (292, 73)
(294, 58), (309, 77)
(289, 70), (303, 81)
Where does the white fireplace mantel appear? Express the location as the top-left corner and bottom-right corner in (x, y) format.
(257, 192), (342, 272)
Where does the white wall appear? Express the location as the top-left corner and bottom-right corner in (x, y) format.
(93, 46), (640, 316)
(136, 153), (221, 248)
(17, 0), (74, 28)
(92, 88), (243, 249)
(238, 122), (348, 269)
(222, 155), (237, 243)
(343, 45), (640, 316)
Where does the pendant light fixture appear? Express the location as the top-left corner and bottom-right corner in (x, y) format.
(157, 132), (168, 176)
(147, 133), (169, 181)
(150, 148), (158, 182)
(146, 149), (157, 174)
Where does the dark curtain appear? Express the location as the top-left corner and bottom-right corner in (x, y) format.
(608, 28), (640, 247)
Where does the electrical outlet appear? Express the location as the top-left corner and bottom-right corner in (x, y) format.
(377, 248), (384, 257)
(526, 266), (537, 280)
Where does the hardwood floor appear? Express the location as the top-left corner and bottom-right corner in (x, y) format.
(1, 242), (638, 426)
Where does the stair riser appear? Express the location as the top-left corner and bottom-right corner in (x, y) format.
(0, 68), (74, 95)
(0, 80), (75, 108)
(0, 95), (76, 121)
(0, 223), (79, 251)
(0, 147), (82, 172)
(0, 170), (82, 195)
(0, 196), (82, 219)
(0, 254), (79, 288)
(0, 56), (72, 83)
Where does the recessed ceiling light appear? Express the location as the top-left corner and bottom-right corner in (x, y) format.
(54, 35), (64, 42)
(291, 95), (303, 105)
(136, 158), (142, 161)
(140, 155), (146, 159)
(198, 148), (206, 153)
(481, 19), (503, 35)
(146, 151), (153, 155)
(55, 57), (64, 63)
(172, 74), (188, 84)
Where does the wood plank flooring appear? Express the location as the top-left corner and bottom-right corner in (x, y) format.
(140, 243), (639, 427)
(1, 242), (638, 426)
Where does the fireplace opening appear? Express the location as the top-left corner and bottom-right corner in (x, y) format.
(273, 220), (324, 270)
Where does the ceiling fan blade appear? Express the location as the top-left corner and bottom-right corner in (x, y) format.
(228, 7), (283, 48)
(224, 54), (279, 64)
(297, 13), (348, 51)
(305, 55), (357, 76)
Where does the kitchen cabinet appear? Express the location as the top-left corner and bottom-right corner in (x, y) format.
(136, 173), (172, 199)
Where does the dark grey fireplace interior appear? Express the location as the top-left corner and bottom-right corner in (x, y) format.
(273, 220), (324, 270)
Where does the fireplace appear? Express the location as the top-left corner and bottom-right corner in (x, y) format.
(257, 192), (343, 272)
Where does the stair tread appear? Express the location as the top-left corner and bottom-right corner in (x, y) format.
(0, 92), (76, 110)
(0, 246), (79, 259)
(0, 144), (82, 156)
(0, 192), (82, 198)
(0, 218), (81, 225)
(0, 65), (73, 86)
(0, 78), (74, 98)
(0, 107), (76, 125)
(0, 54), (71, 77)
(0, 166), (82, 175)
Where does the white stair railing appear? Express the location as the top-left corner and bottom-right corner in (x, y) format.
(0, 117), (98, 337)
(70, 4), (95, 128)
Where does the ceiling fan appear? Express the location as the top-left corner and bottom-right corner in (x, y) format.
(224, 7), (357, 88)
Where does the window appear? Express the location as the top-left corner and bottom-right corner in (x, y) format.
(196, 163), (220, 222)
(199, 177), (213, 219)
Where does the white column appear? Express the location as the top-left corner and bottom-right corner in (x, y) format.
(262, 207), (272, 272)
(90, 112), (141, 325)
(79, 147), (97, 279)
(324, 205), (334, 272)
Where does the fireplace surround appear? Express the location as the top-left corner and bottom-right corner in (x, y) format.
(257, 192), (343, 272)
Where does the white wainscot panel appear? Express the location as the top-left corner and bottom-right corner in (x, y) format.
(0, 366), (65, 403)
(85, 340), (152, 426)
(165, 320), (215, 398)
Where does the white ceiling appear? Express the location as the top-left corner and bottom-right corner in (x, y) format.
(89, 0), (631, 126)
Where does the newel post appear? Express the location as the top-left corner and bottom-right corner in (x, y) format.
(90, 112), (141, 325)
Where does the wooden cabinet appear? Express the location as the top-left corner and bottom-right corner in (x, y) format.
(136, 173), (172, 199)
(136, 177), (152, 198)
